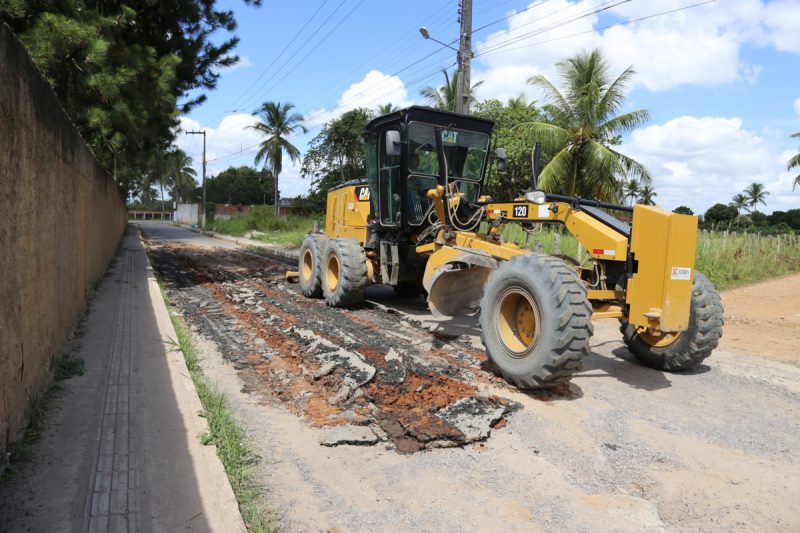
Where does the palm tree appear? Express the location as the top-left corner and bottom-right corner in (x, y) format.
(168, 149), (197, 204)
(249, 102), (307, 215)
(622, 178), (640, 206)
(788, 132), (800, 191)
(376, 103), (398, 115)
(519, 49), (651, 202)
(730, 193), (748, 215)
(743, 182), (769, 211)
(638, 184), (657, 206)
(419, 69), (483, 112)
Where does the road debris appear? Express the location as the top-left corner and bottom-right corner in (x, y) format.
(148, 242), (519, 453)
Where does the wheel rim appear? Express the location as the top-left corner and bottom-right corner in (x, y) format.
(301, 249), (314, 283)
(637, 328), (681, 347)
(495, 287), (540, 357)
(326, 253), (340, 292)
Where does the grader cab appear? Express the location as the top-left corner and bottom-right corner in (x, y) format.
(296, 106), (723, 389)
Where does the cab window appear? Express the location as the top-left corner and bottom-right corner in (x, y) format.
(378, 128), (401, 225)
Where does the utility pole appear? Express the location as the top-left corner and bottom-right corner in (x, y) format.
(186, 130), (207, 229)
(456, 0), (473, 115)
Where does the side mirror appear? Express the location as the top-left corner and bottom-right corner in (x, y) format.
(495, 147), (507, 172)
(385, 130), (401, 157)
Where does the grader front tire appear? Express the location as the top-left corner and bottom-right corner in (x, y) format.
(322, 238), (368, 307)
(479, 254), (594, 389)
(298, 234), (328, 297)
(621, 272), (723, 371)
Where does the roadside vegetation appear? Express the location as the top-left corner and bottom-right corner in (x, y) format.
(162, 290), (279, 533)
(208, 205), (320, 248)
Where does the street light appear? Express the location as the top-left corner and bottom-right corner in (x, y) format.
(418, 27), (458, 52)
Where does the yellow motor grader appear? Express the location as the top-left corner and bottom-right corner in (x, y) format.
(295, 106), (723, 388)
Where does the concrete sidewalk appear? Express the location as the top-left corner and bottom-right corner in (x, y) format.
(0, 225), (245, 532)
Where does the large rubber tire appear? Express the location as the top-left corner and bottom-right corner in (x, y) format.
(322, 238), (368, 307)
(620, 272), (723, 371)
(479, 254), (594, 389)
(298, 234), (327, 297)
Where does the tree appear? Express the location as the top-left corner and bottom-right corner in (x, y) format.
(622, 179), (640, 207)
(205, 166), (274, 205)
(519, 49), (651, 202)
(730, 193), (749, 215)
(419, 69), (483, 112)
(744, 182), (769, 211)
(788, 132), (800, 191)
(638, 184), (657, 206)
(301, 108), (374, 208)
(168, 150), (198, 204)
(376, 103), (398, 115)
(704, 203), (738, 225)
(2, 1), (261, 190)
(249, 101), (307, 215)
(473, 97), (542, 199)
(673, 206), (694, 215)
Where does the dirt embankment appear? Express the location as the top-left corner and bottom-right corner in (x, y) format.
(718, 274), (800, 365)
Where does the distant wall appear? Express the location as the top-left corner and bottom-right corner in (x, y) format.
(0, 23), (127, 454)
(175, 203), (202, 225)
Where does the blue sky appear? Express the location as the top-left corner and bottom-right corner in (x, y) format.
(176, 0), (800, 214)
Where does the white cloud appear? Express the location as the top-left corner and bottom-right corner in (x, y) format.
(307, 69), (413, 127)
(471, 0), (795, 101)
(174, 114), (313, 198)
(625, 115), (797, 213)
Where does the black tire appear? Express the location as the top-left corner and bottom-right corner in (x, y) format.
(479, 254), (594, 389)
(322, 238), (368, 307)
(393, 280), (424, 299)
(298, 234), (327, 297)
(620, 272), (723, 371)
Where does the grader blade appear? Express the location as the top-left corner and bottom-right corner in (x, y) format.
(424, 251), (498, 317)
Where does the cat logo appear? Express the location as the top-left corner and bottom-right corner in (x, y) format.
(355, 186), (371, 202)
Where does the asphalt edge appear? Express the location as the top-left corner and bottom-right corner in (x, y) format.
(175, 223), (300, 262)
(136, 226), (247, 532)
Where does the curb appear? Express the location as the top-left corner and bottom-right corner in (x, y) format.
(138, 228), (247, 532)
(175, 223), (300, 263)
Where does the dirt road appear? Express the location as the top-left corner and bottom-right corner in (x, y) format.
(140, 222), (800, 532)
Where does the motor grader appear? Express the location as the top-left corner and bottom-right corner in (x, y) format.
(295, 106), (723, 389)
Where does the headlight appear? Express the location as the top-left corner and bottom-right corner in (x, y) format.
(524, 190), (547, 204)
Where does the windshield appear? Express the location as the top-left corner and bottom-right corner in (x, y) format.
(408, 122), (489, 181)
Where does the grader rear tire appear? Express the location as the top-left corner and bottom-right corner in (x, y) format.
(322, 238), (368, 307)
(298, 234), (328, 297)
(479, 254), (594, 389)
(620, 272), (723, 371)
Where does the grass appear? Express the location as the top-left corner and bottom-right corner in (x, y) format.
(499, 223), (800, 291)
(208, 205), (320, 248)
(161, 289), (280, 533)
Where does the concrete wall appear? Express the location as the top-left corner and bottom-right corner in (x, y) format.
(0, 24), (127, 453)
(175, 203), (202, 225)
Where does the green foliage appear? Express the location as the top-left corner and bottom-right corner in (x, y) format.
(730, 193), (749, 214)
(1, 0), (260, 196)
(673, 206), (694, 215)
(208, 206), (320, 247)
(474, 97), (542, 199)
(519, 49), (651, 202)
(787, 132), (800, 191)
(250, 101), (307, 213)
(704, 203), (738, 224)
(743, 182), (769, 211)
(301, 108), (374, 208)
(419, 69), (483, 112)
(767, 209), (800, 229)
(637, 184), (657, 206)
(750, 210), (768, 226)
(206, 166), (274, 205)
(51, 354), (85, 381)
